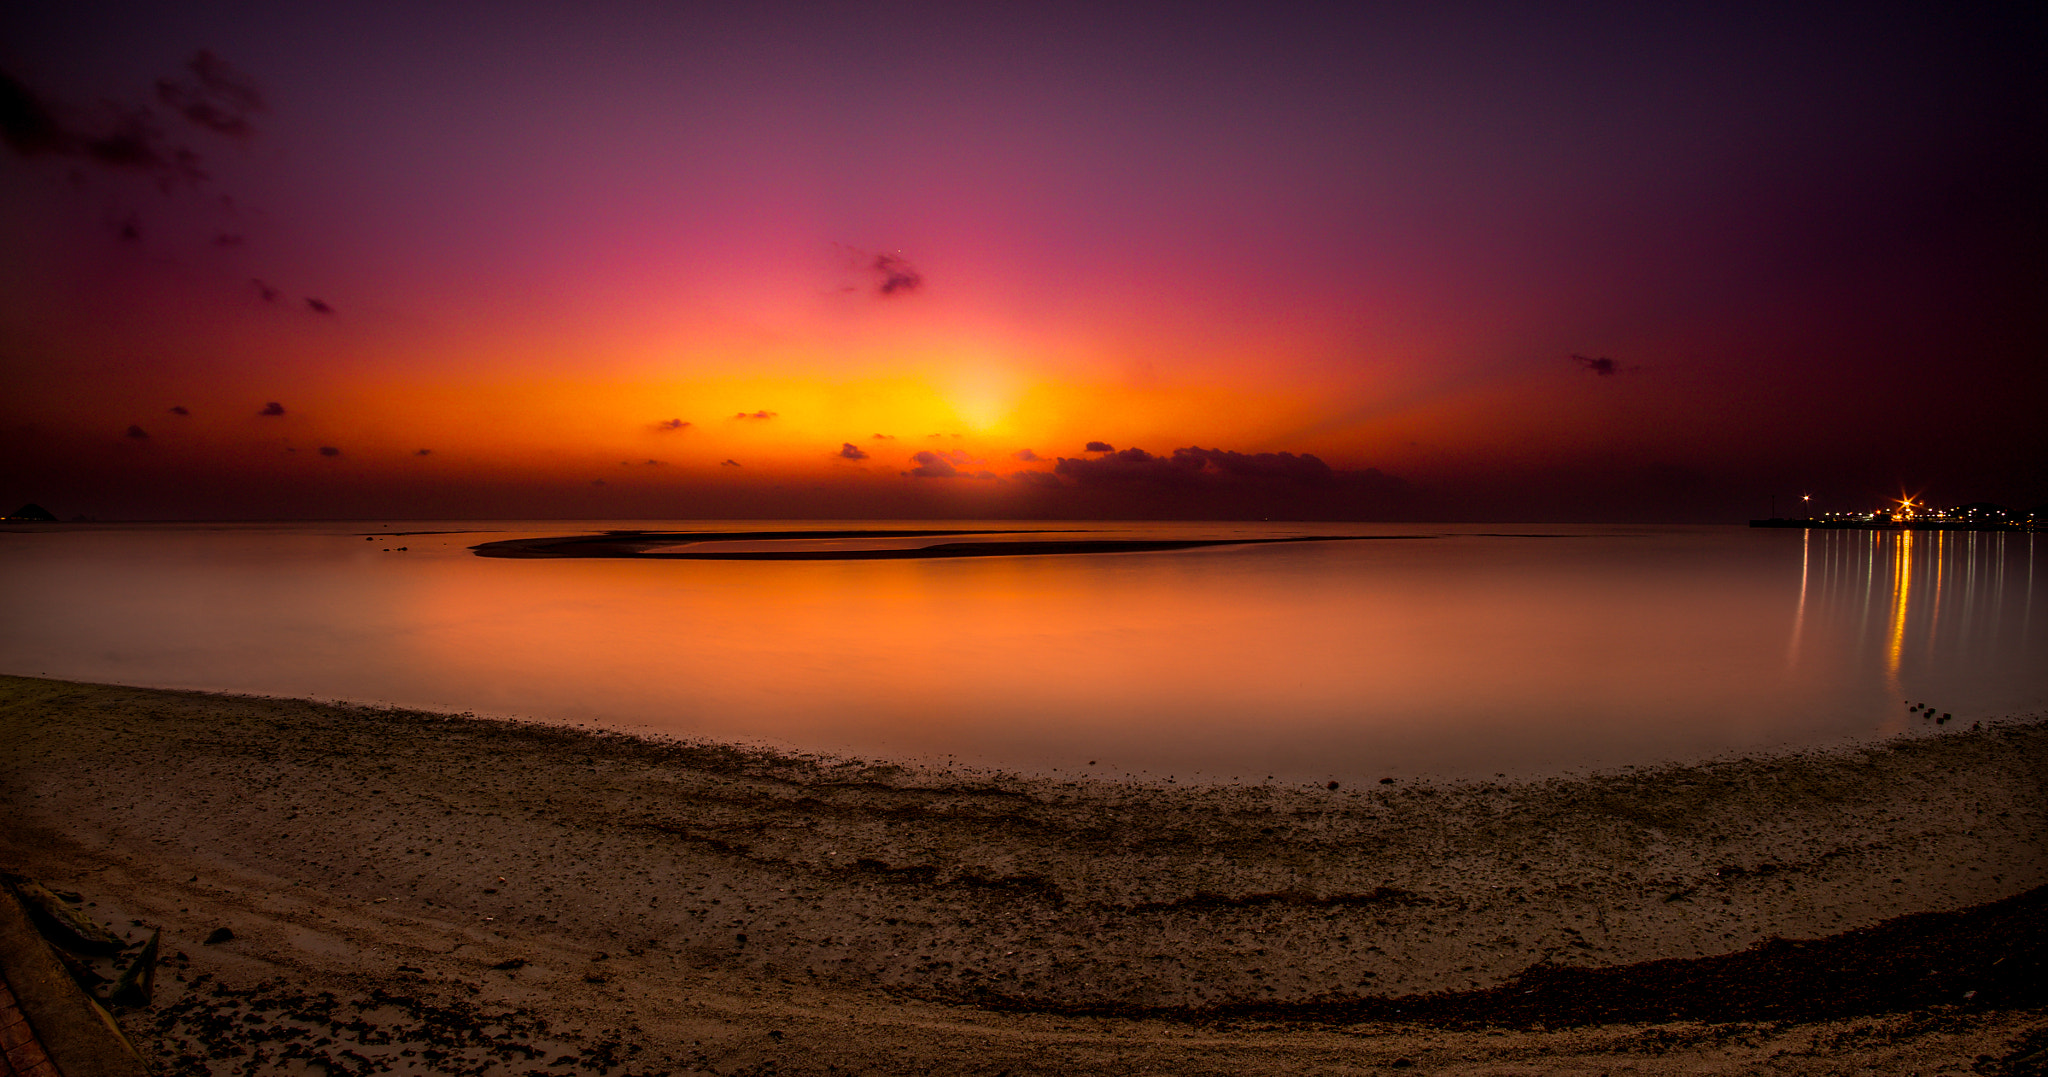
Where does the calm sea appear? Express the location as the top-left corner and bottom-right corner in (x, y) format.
(2, 521), (2040, 782)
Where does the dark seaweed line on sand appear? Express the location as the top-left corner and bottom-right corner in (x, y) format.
(474, 532), (1420, 560)
(965, 884), (2048, 1029)
(628, 820), (1070, 903)
(629, 817), (1448, 917)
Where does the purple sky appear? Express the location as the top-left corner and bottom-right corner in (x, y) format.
(3, 2), (2042, 520)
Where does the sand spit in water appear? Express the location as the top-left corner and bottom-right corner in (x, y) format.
(467, 529), (1409, 560)
(1, 675), (2042, 1075)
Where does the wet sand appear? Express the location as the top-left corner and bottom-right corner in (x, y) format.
(1, 674), (2043, 1074)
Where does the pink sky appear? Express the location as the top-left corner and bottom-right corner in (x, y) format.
(3, 3), (2042, 520)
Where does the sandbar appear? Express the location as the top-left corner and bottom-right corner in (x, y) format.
(469, 529), (1413, 560)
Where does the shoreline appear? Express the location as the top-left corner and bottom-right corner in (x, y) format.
(3, 675), (2044, 1073)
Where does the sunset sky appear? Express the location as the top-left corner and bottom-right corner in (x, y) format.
(3, 2), (2042, 521)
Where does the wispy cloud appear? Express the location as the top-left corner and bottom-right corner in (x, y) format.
(873, 252), (923, 296)
(654, 418), (692, 432)
(833, 244), (926, 298)
(1013, 448), (1041, 462)
(0, 57), (260, 186)
(733, 410), (777, 420)
(154, 50), (264, 139)
(1572, 353), (1629, 376)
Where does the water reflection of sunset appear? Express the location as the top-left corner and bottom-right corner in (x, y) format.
(4, 525), (2037, 781)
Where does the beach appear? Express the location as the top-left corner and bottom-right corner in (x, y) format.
(1, 673), (2043, 1074)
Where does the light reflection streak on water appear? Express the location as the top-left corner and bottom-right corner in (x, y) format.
(1788, 528), (1809, 667)
(1961, 532), (1978, 651)
(1925, 531), (1944, 661)
(1884, 530), (1912, 697)
(1800, 524), (2041, 732)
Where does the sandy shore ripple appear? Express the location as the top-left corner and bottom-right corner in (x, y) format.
(2, 675), (2043, 1074)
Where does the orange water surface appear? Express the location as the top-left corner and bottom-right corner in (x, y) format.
(1, 522), (2040, 781)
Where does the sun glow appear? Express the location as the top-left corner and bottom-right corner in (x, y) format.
(944, 364), (1021, 432)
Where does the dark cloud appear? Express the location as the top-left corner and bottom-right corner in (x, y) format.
(154, 50), (264, 139)
(317, 445), (341, 457)
(305, 297), (333, 314)
(168, 405), (189, 415)
(838, 442), (869, 461)
(1013, 448), (1041, 462)
(1185, 446), (1344, 485)
(1084, 441), (1115, 453)
(259, 401), (285, 416)
(721, 459), (741, 467)
(654, 418), (691, 432)
(873, 252), (923, 296)
(733, 410), (776, 420)
(1573, 353), (1622, 376)
(591, 479), (606, 486)
(904, 448), (989, 479)
(1010, 470), (1063, 489)
(0, 67), (206, 184)
(1057, 446), (1338, 488)
(1057, 447), (1173, 484)
(871, 433), (896, 440)
(1050, 444), (1413, 519)
(0, 70), (64, 156)
(414, 448), (431, 456)
(253, 279), (280, 302)
(118, 214), (141, 242)
(213, 232), (243, 246)
(906, 449), (962, 478)
(125, 424), (148, 439)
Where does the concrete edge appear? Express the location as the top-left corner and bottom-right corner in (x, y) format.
(0, 882), (152, 1077)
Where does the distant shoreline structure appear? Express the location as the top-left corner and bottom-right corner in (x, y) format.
(1752, 496), (2042, 532)
(1749, 517), (2040, 532)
